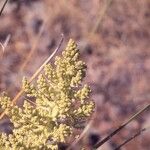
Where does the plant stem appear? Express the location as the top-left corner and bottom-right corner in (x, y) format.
(94, 104), (150, 149)
(92, 0), (112, 33)
(0, 0), (9, 16)
(114, 127), (148, 150)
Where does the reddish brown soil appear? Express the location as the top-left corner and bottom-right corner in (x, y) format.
(0, 0), (149, 149)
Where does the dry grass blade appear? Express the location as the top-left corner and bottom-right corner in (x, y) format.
(93, 104), (150, 149)
(92, 0), (112, 33)
(0, 35), (64, 120)
(67, 120), (93, 150)
(0, 34), (11, 52)
(25, 97), (36, 106)
(114, 127), (148, 150)
(3, 34), (11, 49)
(0, 0), (9, 16)
(20, 20), (46, 72)
(0, 42), (4, 52)
(0, 34), (11, 59)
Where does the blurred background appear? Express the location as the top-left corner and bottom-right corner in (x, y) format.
(0, 0), (149, 149)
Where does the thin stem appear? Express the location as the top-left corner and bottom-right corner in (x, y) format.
(114, 128), (148, 150)
(20, 20), (46, 72)
(25, 97), (36, 106)
(0, 0), (9, 16)
(92, 0), (112, 33)
(0, 35), (64, 120)
(94, 104), (150, 148)
(67, 119), (93, 150)
(0, 34), (11, 52)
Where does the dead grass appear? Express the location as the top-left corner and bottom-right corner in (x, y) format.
(0, 0), (149, 149)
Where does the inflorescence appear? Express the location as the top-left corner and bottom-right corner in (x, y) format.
(0, 39), (94, 150)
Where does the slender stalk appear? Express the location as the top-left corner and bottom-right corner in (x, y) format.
(92, 0), (112, 33)
(20, 20), (46, 72)
(114, 128), (147, 150)
(0, 0), (9, 16)
(94, 104), (150, 148)
(67, 119), (93, 150)
(0, 35), (64, 120)
(0, 34), (11, 52)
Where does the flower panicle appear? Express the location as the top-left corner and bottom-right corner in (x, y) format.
(0, 39), (94, 149)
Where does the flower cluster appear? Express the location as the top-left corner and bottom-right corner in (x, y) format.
(0, 39), (94, 150)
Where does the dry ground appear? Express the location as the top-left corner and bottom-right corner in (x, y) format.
(0, 0), (149, 149)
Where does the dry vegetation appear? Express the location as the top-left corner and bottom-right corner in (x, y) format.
(0, 0), (150, 149)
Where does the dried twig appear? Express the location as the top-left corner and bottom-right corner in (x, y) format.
(67, 119), (93, 150)
(0, 35), (64, 120)
(0, 34), (11, 52)
(93, 104), (150, 149)
(3, 34), (11, 49)
(0, 0), (9, 16)
(92, 0), (112, 33)
(0, 34), (11, 60)
(114, 127), (148, 150)
(20, 20), (46, 72)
